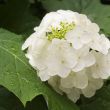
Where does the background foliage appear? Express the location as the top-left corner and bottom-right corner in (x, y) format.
(0, 0), (110, 110)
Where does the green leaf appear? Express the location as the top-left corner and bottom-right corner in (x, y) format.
(0, 0), (40, 35)
(0, 28), (79, 110)
(40, 0), (110, 36)
(0, 86), (48, 110)
(79, 85), (110, 110)
(39, 0), (81, 12)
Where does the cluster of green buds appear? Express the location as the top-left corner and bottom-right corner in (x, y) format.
(47, 22), (75, 40)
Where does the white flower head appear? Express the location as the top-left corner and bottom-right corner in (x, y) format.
(22, 10), (110, 102)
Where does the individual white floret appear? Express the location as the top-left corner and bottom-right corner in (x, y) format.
(60, 70), (88, 89)
(72, 47), (95, 72)
(81, 72), (103, 97)
(46, 38), (77, 77)
(91, 50), (110, 79)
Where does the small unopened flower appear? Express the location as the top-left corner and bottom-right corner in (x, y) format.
(22, 10), (110, 102)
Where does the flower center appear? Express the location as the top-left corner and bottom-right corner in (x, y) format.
(46, 22), (75, 40)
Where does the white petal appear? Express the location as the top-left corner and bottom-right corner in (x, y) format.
(82, 78), (103, 97)
(72, 60), (85, 72)
(67, 88), (81, 102)
(89, 23), (100, 32)
(82, 85), (96, 97)
(84, 52), (96, 67)
(99, 69), (110, 79)
(48, 76), (62, 94)
(62, 45), (77, 68)
(72, 70), (88, 89)
(25, 53), (47, 70)
(91, 67), (101, 79)
(66, 30), (83, 49)
(60, 74), (74, 88)
(22, 32), (37, 50)
(99, 34), (110, 55)
(38, 70), (50, 81)
(58, 66), (71, 78)
(91, 51), (110, 79)
(80, 32), (91, 44)
(89, 34), (102, 51)
(73, 37), (83, 49)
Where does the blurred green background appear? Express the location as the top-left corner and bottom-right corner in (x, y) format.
(0, 0), (110, 37)
(0, 0), (110, 110)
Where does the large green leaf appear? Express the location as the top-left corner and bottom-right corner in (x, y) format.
(0, 28), (79, 110)
(40, 0), (110, 36)
(0, 86), (48, 110)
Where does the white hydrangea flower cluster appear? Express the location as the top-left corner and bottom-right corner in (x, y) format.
(22, 10), (110, 102)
